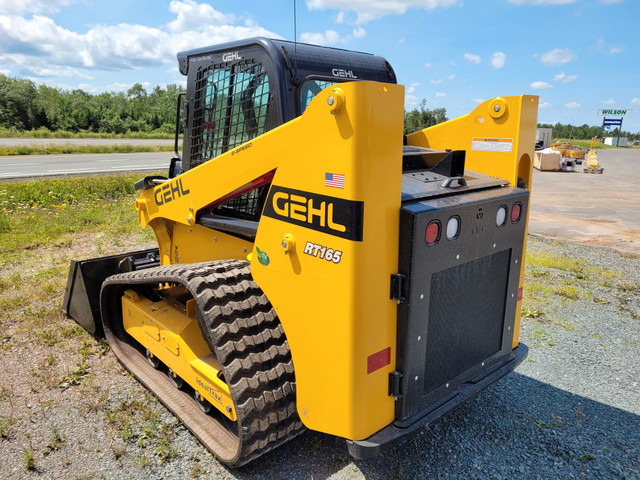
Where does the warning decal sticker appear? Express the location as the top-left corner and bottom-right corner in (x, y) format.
(471, 137), (513, 153)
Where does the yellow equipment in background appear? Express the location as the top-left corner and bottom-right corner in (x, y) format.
(63, 38), (538, 467)
(551, 142), (588, 160)
(584, 137), (604, 173)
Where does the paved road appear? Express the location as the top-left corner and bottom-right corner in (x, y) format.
(528, 148), (639, 256)
(0, 137), (175, 146)
(0, 151), (170, 180)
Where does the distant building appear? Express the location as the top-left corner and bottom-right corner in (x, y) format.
(604, 137), (627, 147)
(536, 128), (553, 149)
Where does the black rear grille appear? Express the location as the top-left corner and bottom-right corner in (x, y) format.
(395, 186), (528, 420)
(423, 250), (510, 394)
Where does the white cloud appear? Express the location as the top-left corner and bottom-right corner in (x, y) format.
(0, 68), (10, 75)
(508, 0), (576, 4)
(490, 52), (506, 69)
(463, 53), (481, 64)
(407, 85), (416, 94)
(565, 102), (581, 109)
(589, 38), (624, 55)
(602, 98), (616, 105)
(435, 92), (446, 97)
(352, 27), (366, 39)
(471, 98), (483, 103)
(305, 0), (462, 24)
(430, 78), (443, 84)
(447, 74), (455, 81)
(166, 0), (233, 32)
(405, 94), (420, 107)
(300, 27), (366, 45)
(0, 2), (280, 78)
(424, 62), (432, 68)
(0, 0), (75, 15)
(599, 0), (623, 3)
(631, 98), (640, 106)
(300, 30), (341, 45)
(539, 102), (552, 109)
(553, 72), (577, 83)
(540, 47), (576, 66)
(530, 81), (553, 89)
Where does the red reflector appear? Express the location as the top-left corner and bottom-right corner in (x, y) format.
(367, 347), (391, 374)
(517, 287), (523, 301)
(511, 203), (522, 223)
(426, 221), (440, 246)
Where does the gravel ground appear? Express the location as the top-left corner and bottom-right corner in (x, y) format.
(1, 236), (638, 480)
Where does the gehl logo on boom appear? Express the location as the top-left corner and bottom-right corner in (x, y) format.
(154, 178), (190, 206)
(263, 186), (364, 241)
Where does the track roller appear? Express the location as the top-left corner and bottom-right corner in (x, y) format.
(194, 391), (212, 413)
(146, 349), (160, 368)
(100, 259), (305, 467)
(167, 368), (185, 389)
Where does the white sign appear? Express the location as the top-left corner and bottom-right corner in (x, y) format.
(598, 109), (631, 117)
(471, 137), (513, 153)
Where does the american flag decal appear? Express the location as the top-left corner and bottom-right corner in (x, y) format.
(325, 172), (345, 189)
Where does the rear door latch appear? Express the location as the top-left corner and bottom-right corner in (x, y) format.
(390, 274), (408, 304)
(389, 371), (403, 398)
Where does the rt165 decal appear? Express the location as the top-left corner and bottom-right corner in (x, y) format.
(263, 185), (364, 241)
(303, 242), (343, 264)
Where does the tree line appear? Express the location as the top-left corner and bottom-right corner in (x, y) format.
(2, 74), (637, 140)
(0, 75), (184, 134)
(537, 122), (638, 141)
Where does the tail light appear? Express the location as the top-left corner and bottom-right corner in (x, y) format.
(511, 203), (522, 223)
(426, 220), (441, 246)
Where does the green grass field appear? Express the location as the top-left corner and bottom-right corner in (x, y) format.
(0, 144), (176, 156)
(0, 127), (176, 140)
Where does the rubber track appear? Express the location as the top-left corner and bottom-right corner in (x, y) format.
(100, 259), (305, 467)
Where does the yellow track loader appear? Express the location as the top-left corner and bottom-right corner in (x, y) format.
(63, 38), (538, 467)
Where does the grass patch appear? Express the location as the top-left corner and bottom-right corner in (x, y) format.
(553, 138), (616, 149)
(555, 285), (580, 300)
(526, 250), (585, 275)
(0, 174), (141, 209)
(0, 127), (177, 140)
(521, 307), (543, 319)
(61, 360), (90, 387)
(0, 143), (175, 156)
(44, 425), (64, 455)
(0, 174), (155, 264)
(0, 416), (12, 438)
(24, 447), (36, 471)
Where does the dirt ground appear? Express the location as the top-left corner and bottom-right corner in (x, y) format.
(1, 147), (638, 479)
(528, 148), (639, 257)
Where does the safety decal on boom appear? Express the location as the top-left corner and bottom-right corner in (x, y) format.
(471, 137), (513, 153)
(263, 186), (364, 241)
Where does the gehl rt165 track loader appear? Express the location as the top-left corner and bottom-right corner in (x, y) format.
(63, 38), (538, 467)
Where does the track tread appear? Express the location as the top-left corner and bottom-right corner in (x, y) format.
(101, 259), (304, 467)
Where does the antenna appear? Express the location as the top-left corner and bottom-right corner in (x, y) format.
(292, 0), (299, 83)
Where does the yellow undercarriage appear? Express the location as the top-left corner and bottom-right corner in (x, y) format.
(121, 288), (237, 421)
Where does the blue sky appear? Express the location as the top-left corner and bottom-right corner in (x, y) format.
(1, 0), (638, 131)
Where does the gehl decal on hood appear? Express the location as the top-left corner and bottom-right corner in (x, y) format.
(263, 186), (364, 241)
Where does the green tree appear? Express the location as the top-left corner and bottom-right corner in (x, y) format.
(404, 100), (447, 134)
